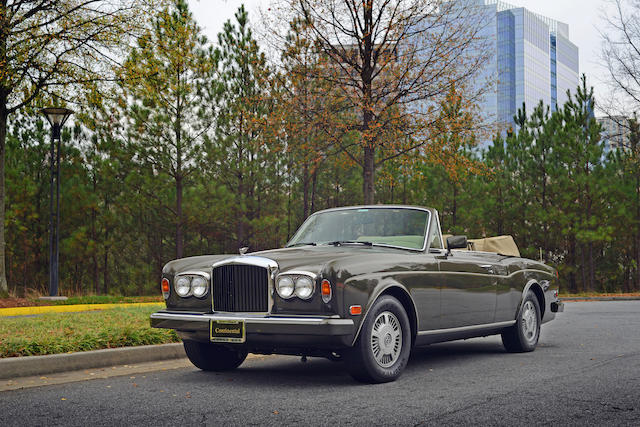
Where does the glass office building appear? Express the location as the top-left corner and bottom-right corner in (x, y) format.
(475, 1), (579, 135)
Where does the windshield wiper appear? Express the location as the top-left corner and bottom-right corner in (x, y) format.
(328, 240), (373, 247)
(286, 242), (317, 247)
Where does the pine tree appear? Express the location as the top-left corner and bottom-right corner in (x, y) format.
(119, 0), (213, 260)
(205, 6), (284, 250)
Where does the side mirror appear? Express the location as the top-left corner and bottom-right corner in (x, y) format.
(446, 235), (467, 255)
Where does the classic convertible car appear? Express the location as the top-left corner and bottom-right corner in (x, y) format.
(151, 205), (563, 383)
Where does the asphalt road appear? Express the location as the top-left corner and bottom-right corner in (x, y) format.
(2, 301), (639, 426)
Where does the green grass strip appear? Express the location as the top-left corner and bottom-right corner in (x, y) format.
(45, 295), (164, 305)
(0, 306), (179, 358)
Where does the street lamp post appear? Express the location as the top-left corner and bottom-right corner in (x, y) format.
(40, 107), (73, 298)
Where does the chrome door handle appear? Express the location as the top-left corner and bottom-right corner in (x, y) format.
(480, 264), (494, 273)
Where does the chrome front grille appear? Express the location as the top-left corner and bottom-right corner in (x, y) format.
(212, 264), (269, 312)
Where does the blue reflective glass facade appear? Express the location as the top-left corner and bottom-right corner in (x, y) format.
(475, 1), (579, 139)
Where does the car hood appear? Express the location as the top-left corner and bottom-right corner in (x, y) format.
(162, 245), (397, 277)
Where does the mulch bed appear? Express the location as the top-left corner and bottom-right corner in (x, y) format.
(0, 298), (45, 309)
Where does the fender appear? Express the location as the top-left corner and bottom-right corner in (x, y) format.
(350, 281), (419, 347)
(519, 279), (545, 319)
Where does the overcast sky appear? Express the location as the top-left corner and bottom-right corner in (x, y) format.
(187, 0), (614, 107)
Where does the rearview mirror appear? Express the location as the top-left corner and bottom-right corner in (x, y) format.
(446, 235), (468, 254)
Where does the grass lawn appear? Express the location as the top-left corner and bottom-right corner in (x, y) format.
(0, 306), (179, 358)
(558, 292), (640, 298)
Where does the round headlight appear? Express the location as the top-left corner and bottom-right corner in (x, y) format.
(191, 276), (208, 297)
(295, 276), (314, 299)
(175, 276), (191, 297)
(277, 276), (294, 299)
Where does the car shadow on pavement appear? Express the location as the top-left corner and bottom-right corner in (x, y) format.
(407, 340), (507, 366)
(178, 356), (357, 387)
(176, 339), (510, 386)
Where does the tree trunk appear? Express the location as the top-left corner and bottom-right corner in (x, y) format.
(236, 173), (245, 248)
(302, 162), (309, 220)
(311, 169), (317, 213)
(568, 237), (577, 293)
(176, 174), (184, 258)
(91, 174), (98, 294)
(363, 146), (375, 204)
(402, 175), (407, 205)
(452, 185), (458, 228)
(102, 197), (109, 295)
(580, 243), (587, 292)
(588, 242), (595, 292)
(0, 1), (8, 295)
(0, 107), (8, 294)
(636, 174), (640, 291)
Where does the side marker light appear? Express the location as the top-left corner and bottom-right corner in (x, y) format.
(350, 305), (362, 315)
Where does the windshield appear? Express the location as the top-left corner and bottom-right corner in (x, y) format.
(287, 207), (430, 250)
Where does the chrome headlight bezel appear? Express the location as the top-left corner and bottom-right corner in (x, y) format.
(276, 272), (316, 300)
(175, 276), (191, 297)
(276, 275), (295, 299)
(191, 276), (209, 298)
(294, 276), (314, 300)
(174, 272), (210, 298)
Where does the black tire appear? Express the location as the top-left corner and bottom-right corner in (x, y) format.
(183, 340), (248, 371)
(345, 295), (412, 383)
(502, 290), (541, 353)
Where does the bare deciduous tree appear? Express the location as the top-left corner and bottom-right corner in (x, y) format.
(267, 0), (492, 204)
(600, 0), (640, 290)
(600, 0), (640, 118)
(0, 0), (161, 294)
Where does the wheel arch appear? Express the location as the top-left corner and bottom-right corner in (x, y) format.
(351, 283), (418, 347)
(522, 280), (545, 319)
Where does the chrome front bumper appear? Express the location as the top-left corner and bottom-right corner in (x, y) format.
(150, 310), (355, 348)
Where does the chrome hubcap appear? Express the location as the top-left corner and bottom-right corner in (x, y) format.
(521, 301), (538, 343)
(371, 311), (402, 368)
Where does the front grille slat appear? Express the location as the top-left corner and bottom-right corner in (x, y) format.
(213, 264), (268, 312)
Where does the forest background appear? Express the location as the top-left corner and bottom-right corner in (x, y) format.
(1, 0), (639, 297)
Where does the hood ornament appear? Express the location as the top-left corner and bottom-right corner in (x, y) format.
(239, 247), (249, 256)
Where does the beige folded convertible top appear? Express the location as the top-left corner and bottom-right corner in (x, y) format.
(443, 235), (520, 257)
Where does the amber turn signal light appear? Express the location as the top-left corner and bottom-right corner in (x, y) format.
(161, 278), (170, 298)
(350, 305), (362, 315)
(321, 279), (332, 303)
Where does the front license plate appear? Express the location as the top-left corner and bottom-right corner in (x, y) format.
(210, 320), (245, 343)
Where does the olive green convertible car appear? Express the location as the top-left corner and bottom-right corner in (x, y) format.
(151, 205), (564, 383)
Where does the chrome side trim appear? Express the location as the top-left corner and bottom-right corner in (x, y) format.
(417, 320), (515, 336)
(150, 311), (353, 326)
(351, 269), (555, 279)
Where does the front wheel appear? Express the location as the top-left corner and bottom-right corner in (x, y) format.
(345, 295), (412, 383)
(183, 340), (247, 371)
(502, 290), (541, 352)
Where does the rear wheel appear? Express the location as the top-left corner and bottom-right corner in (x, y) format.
(183, 340), (247, 371)
(345, 295), (411, 383)
(502, 290), (541, 352)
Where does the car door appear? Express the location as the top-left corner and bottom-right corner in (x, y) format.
(437, 251), (497, 329)
(406, 252), (441, 331)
